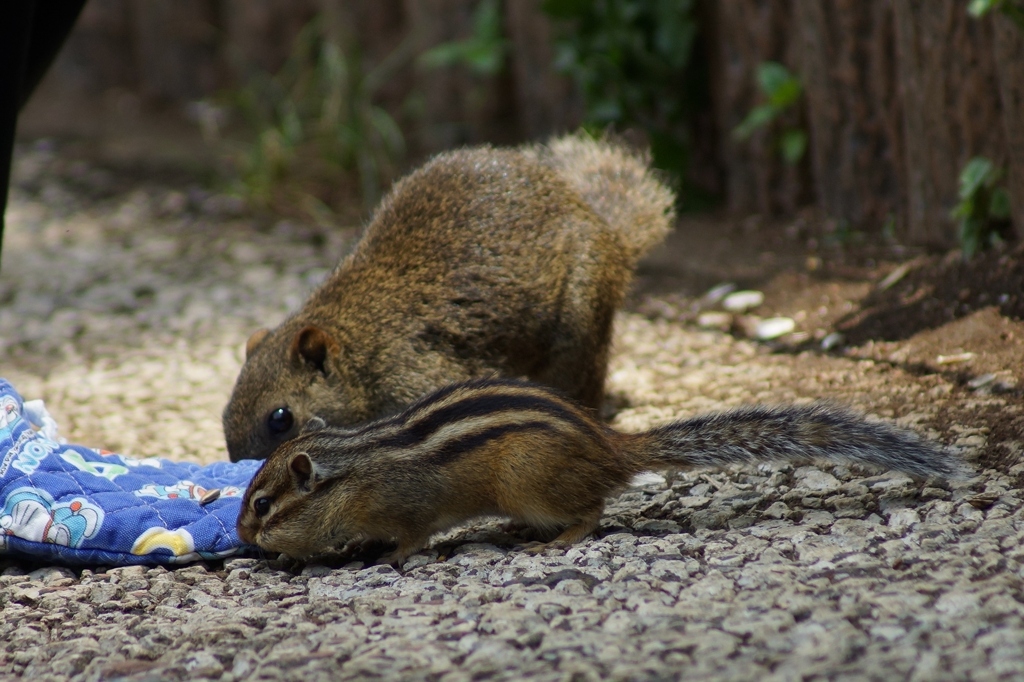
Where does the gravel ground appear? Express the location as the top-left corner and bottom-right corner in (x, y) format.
(1, 143), (1023, 681)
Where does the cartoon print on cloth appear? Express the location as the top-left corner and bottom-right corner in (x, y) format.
(0, 396), (60, 477)
(0, 396), (19, 436)
(131, 527), (238, 564)
(135, 481), (243, 501)
(117, 454), (165, 469)
(0, 378), (262, 565)
(0, 488), (103, 550)
(59, 450), (130, 480)
(22, 399), (64, 443)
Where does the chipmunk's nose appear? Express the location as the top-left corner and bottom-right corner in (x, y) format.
(236, 520), (255, 544)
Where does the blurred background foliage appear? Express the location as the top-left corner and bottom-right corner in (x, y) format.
(19, 0), (1024, 252)
(226, 0), (709, 219)
(227, 14), (410, 214)
(541, 0), (703, 197)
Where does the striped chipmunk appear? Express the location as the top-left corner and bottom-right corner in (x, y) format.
(237, 378), (967, 565)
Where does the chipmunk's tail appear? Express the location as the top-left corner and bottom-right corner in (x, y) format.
(626, 403), (968, 480)
(531, 133), (676, 265)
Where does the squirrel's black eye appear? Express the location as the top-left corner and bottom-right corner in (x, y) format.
(267, 407), (294, 435)
(253, 497), (272, 517)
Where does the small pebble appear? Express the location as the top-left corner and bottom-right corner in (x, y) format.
(697, 311), (732, 330)
(722, 290), (764, 313)
(967, 374), (995, 390)
(936, 352), (975, 365)
(701, 282), (737, 306)
(820, 332), (845, 351)
(755, 317), (796, 340)
(966, 491), (999, 510)
(877, 262), (913, 291)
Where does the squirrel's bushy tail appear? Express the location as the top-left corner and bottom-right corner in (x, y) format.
(530, 133), (676, 265)
(628, 403), (967, 479)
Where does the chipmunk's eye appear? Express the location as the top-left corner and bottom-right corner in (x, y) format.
(253, 497), (272, 517)
(267, 407), (294, 435)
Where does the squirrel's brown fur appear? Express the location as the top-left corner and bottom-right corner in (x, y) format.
(223, 135), (675, 462)
(237, 378), (966, 565)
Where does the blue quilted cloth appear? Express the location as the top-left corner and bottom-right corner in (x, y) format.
(0, 379), (262, 565)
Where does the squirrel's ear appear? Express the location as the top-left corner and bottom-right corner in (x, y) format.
(301, 417), (327, 435)
(245, 328), (271, 358)
(290, 326), (338, 375)
(288, 452), (316, 490)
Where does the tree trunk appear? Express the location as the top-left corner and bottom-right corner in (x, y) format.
(893, 0), (1004, 246)
(220, 0), (317, 78)
(402, 0), (520, 155)
(130, 0), (223, 101)
(993, 12), (1024, 239)
(503, 4), (582, 141)
(794, 0), (903, 230)
(705, 0), (811, 217)
(48, 0), (136, 94)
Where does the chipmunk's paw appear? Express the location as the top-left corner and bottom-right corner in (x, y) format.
(340, 537), (379, 557)
(376, 552), (407, 567)
(376, 537), (426, 568)
(519, 540), (570, 555)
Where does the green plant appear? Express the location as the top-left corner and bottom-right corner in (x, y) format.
(229, 15), (413, 214)
(419, 0), (509, 76)
(968, 0), (1024, 30)
(541, 0), (703, 194)
(951, 157), (1012, 258)
(733, 62), (807, 165)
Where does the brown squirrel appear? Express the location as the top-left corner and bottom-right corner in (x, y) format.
(236, 378), (966, 565)
(223, 135), (675, 462)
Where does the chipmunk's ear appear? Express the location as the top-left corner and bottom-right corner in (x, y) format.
(245, 328), (270, 358)
(288, 452), (318, 491)
(300, 417), (327, 435)
(291, 326), (338, 375)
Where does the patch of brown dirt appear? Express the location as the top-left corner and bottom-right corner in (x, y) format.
(632, 213), (1024, 474)
(836, 244), (1024, 343)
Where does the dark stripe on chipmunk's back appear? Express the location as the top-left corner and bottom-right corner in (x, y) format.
(323, 381), (479, 442)
(364, 382), (596, 453)
(426, 419), (557, 465)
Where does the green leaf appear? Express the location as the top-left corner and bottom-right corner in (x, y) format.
(280, 104), (304, 147)
(552, 43), (578, 72)
(473, 0), (503, 40)
(959, 216), (984, 258)
(418, 43), (470, 70)
(757, 62), (793, 97)
(370, 107), (405, 157)
(950, 196), (976, 220)
(755, 62), (802, 109)
(953, 157), (1011, 258)
(958, 157), (997, 201)
(588, 99), (623, 123)
(654, 0), (696, 68)
(464, 41), (507, 76)
(769, 78), (803, 108)
(416, 0), (507, 76)
(320, 42), (347, 84)
(732, 103), (778, 140)
(968, 0), (1003, 18)
(990, 187), (1012, 220)
(780, 129), (808, 164)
